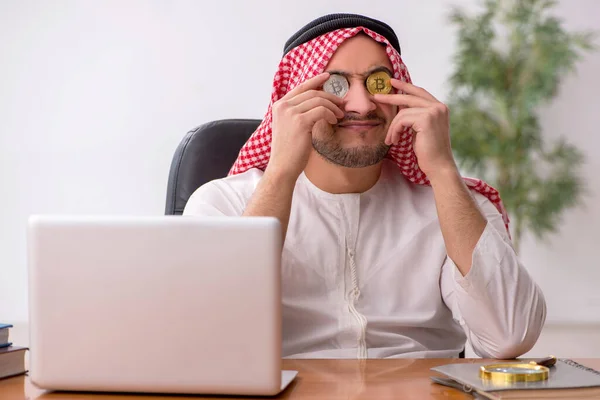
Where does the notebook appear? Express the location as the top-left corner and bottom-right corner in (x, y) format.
(431, 359), (600, 399)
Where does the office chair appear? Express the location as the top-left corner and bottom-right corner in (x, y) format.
(164, 118), (466, 358)
(165, 118), (261, 215)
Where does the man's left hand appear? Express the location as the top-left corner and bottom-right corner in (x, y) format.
(374, 79), (457, 180)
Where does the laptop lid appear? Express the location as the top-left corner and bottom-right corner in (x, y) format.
(27, 215), (289, 395)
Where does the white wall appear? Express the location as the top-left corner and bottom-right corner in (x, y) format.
(2, 0), (600, 355)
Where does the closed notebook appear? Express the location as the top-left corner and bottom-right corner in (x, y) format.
(431, 359), (600, 399)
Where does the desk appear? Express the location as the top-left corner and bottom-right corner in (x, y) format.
(2, 358), (600, 399)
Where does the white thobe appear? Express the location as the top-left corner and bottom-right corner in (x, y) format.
(183, 159), (546, 359)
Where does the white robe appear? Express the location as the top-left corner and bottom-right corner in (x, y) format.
(183, 159), (546, 359)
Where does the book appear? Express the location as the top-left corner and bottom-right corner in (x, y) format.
(0, 323), (13, 349)
(0, 346), (27, 380)
(431, 359), (600, 399)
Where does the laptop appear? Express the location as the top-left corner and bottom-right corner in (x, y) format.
(26, 215), (297, 396)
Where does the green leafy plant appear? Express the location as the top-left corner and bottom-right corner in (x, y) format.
(447, 0), (596, 252)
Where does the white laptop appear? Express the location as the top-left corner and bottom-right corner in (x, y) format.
(26, 215), (297, 396)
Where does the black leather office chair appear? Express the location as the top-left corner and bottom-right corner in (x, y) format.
(165, 118), (261, 215)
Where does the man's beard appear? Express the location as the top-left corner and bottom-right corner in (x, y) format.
(312, 114), (391, 168)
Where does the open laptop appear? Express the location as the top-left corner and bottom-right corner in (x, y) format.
(26, 215), (297, 396)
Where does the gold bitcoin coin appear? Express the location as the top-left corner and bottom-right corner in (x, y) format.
(366, 71), (392, 95)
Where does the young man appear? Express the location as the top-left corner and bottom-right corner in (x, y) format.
(184, 14), (546, 359)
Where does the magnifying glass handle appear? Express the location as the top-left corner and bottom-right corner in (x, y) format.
(527, 355), (557, 368)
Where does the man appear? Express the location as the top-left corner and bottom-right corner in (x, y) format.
(184, 13), (546, 359)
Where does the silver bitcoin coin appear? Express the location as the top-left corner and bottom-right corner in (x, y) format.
(323, 74), (349, 98)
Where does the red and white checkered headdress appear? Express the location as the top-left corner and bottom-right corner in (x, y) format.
(228, 26), (510, 233)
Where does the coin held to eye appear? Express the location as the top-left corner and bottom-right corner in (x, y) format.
(323, 74), (349, 98)
(366, 71), (392, 95)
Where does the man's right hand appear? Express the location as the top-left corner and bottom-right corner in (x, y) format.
(267, 72), (345, 180)
(243, 73), (344, 243)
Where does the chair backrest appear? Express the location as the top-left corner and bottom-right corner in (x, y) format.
(165, 118), (261, 215)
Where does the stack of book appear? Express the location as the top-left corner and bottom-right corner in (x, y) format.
(0, 323), (27, 380)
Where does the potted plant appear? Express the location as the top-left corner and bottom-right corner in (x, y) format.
(447, 0), (597, 252)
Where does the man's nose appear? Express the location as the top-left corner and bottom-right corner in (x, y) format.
(342, 81), (377, 116)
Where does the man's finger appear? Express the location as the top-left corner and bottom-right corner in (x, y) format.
(303, 106), (338, 126)
(282, 72), (331, 100)
(386, 122), (408, 146)
(390, 79), (439, 102)
(373, 93), (432, 108)
(293, 96), (344, 119)
(287, 88), (344, 107)
(388, 108), (424, 139)
(397, 107), (429, 117)
(386, 114), (418, 145)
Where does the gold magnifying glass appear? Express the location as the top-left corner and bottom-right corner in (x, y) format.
(479, 362), (550, 384)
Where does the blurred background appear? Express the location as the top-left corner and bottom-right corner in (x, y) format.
(1, 0), (599, 357)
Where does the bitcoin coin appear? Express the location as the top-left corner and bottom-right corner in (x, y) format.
(366, 71), (392, 95)
(323, 74), (349, 98)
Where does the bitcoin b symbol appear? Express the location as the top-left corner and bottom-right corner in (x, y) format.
(324, 75), (348, 97)
(374, 78), (385, 91)
(331, 80), (343, 96)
